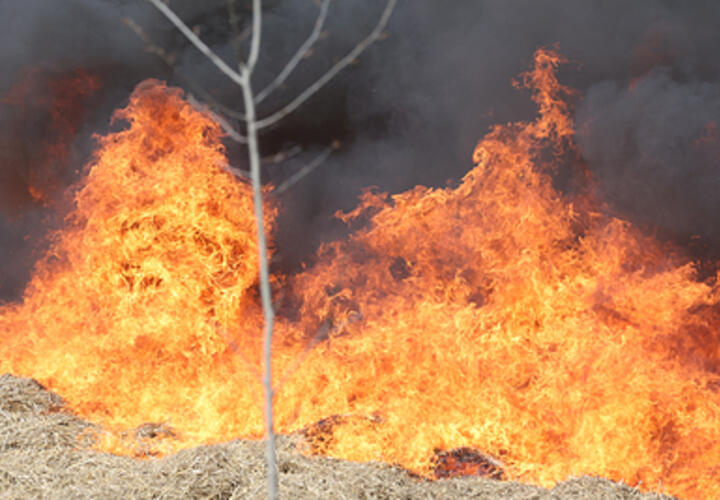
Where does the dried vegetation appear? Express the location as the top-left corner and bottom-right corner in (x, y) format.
(0, 374), (674, 499)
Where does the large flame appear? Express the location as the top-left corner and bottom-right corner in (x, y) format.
(2, 49), (720, 498)
(0, 81), (273, 450)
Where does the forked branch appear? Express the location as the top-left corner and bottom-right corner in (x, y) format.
(256, 0), (397, 130)
(255, 0), (332, 104)
(145, 0), (247, 86)
(138, 2), (398, 498)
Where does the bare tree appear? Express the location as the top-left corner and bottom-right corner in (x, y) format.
(135, 1), (397, 498)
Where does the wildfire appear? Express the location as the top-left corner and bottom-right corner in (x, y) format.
(1, 49), (720, 498)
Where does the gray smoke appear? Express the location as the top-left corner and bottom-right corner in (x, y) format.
(2, 0), (720, 300)
(576, 71), (720, 244)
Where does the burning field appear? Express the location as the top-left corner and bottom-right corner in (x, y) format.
(1, 47), (719, 498)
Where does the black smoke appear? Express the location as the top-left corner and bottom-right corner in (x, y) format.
(2, 0), (720, 301)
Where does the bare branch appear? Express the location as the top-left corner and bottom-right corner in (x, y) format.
(183, 81), (247, 121)
(123, 16), (177, 66)
(246, 0), (262, 73)
(124, 13), (248, 121)
(256, 0), (397, 130)
(273, 144), (335, 194)
(227, 0), (244, 62)
(216, 324), (262, 382)
(238, 33), (278, 498)
(222, 163), (250, 179)
(262, 144), (302, 166)
(186, 94), (248, 144)
(255, 0), (332, 105)
(274, 320), (332, 392)
(145, 0), (247, 86)
(274, 311), (362, 392)
(136, 3), (401, 498)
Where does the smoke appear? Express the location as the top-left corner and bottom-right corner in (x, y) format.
(272, 0), (720, 272)
(576, 71), (720, 246)
(2, 0), (720, 300)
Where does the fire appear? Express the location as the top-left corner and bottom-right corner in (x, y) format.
(2, 49), (720, 498)
(0, 80), (273, 452)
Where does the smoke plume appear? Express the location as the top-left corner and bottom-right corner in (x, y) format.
(2, 0), (720, 300)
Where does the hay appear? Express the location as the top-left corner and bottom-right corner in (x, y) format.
(0, 374), (675, 499)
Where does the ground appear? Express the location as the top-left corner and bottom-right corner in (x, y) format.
(0, 374), (674, 499)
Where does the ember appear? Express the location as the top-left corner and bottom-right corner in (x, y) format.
(432, 447), (505, 480)
(299, 414), (383, 456)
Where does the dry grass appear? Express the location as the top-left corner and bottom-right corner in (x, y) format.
(0, 374), (675, 499)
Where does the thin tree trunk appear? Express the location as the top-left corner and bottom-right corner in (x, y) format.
(241, 74), (278, 499)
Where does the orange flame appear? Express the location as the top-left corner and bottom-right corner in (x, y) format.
(2, 49), (720, 498)
(0, 80), (274, 451)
